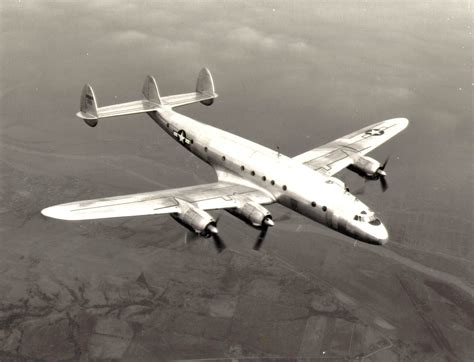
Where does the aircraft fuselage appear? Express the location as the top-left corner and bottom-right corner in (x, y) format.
(150, 107), (388, 245)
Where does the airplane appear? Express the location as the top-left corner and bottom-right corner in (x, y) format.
(41, 68), (409, 252)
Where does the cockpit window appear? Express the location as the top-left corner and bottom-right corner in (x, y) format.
(369, 218), (381, 226)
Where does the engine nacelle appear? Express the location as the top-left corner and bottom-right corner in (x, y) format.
(171, 200), (216, 237)
(349, 155), (382, 179)
(227, 201), (272, 228)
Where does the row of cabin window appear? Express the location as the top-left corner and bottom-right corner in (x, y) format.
(203, 146), (326, 211)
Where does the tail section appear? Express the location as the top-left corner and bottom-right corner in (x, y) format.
(160, 67), (218, 108)
(142, 75), (161, 105)
(76, 68), (217, 127)
(78, 84), (99, 127)
(196, 68), (216, 106)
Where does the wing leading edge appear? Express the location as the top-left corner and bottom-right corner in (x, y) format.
(41, 182), (274, 221)
(293, 118), (409, 176)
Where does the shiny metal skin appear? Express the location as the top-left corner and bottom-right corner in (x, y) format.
(171, 199), (216, 237)
(226, 201), (272, 228)
(42, 68), (409, 247)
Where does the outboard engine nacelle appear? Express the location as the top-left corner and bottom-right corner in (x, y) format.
(227, 201), (272, 228)
(171, 199), (216, 237)
(349, 155), (384, 179)
(348, 155), (390, 192)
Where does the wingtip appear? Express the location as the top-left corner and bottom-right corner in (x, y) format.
(41, 205), (75, 220)
(395, 117), (409, 128)
(41, 206), (56, 219)
(41, 206), (63, 220)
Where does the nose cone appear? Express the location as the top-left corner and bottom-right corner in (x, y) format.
(370, 222), (389, 245)
(349, 219), (389, 245)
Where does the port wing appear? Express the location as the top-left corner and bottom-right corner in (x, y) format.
(292, 118), (409, 176)
(41, 182), (274, 221)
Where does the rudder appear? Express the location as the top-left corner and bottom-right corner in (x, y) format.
(196, 68), (216, 106)
(78, 84), (99, 127)
(142, 75), (161, 105)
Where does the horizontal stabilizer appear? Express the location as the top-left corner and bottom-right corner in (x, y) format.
(76, 68), (218, 126)
(161, 67), (218, 108)
(76, 79), (160, 126)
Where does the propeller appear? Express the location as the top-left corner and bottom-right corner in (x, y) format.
(377, 156), (390, 192)
(209, 214), (226, 253)
(184, 214), (226, 253)
(253, 217), (274, 251)
(207, 224), (226, 253)
(353, 156), (390, 195)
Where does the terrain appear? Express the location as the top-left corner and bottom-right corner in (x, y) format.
(1, 1), (472, 360)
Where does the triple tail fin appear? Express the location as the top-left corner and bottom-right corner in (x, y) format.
(76, 68), (217, 127)
(196, 68), (217, 106)
(78, 84), (99, 127)
(142, 75), (161, 105)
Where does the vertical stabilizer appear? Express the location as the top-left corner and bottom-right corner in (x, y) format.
(142, 75), (161, 105)
(78, 84), (99, 127)
(196, 68), (216, 105)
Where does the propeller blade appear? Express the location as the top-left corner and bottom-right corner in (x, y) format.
(253, 225), (268, 251)
(212, 232), (226, 253)
(253, 216), (275, 250)
(208, 224), (226, 253)
(380, 156), (390, 170)
(380, 175), (389, 192)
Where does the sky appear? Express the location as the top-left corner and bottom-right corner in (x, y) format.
(0, 0), (472, 256)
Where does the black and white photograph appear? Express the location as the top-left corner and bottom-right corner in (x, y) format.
(0, 1), (472, 360)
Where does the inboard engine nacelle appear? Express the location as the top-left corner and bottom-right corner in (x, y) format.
(227, 201), (273, 228)
(171, 199), (217, 237)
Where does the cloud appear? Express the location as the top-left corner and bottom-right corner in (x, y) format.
(110, 30), (148, 44)
(228, 26), (278, 50)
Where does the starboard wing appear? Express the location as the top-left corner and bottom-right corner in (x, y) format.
(41, 182), (274, 221)
(292, 118), (409, 176)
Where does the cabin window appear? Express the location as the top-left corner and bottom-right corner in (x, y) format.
(251, 171), (255, 176)
(311, 201), (316, 207)
(262, 176), (266, 181)
(190, 139), (194, 144)
(166, 123), (170, 128)
(222, 156), (226, 161)
(282, 185), (287, 191)
(241, 165), (245, 171)
(271, 180), (275, 185)
(204, 147), (208, 152)
(322, 206), (327, 212)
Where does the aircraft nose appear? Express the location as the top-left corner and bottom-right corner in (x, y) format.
(350, 218), (389, 245)
(372, 222), (389, 245)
